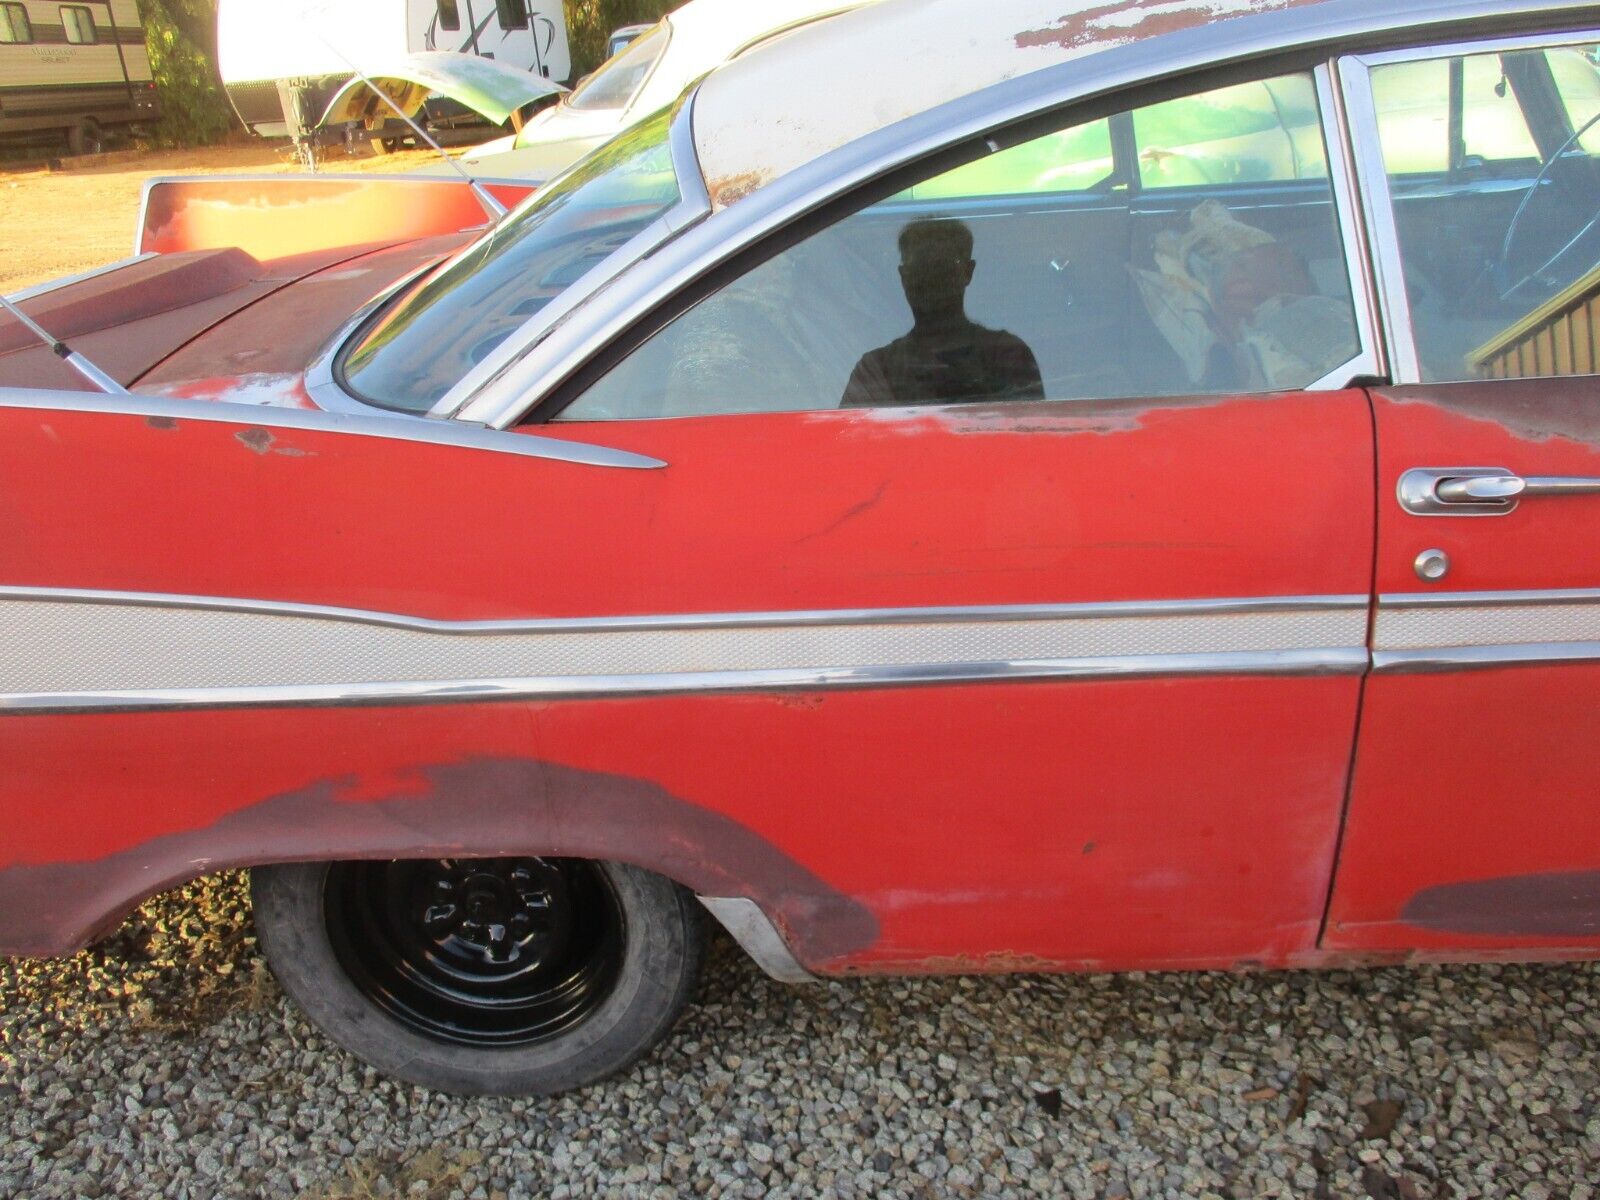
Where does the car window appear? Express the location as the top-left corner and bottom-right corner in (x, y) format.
(340, 109), (680, 414)
(1368, 42), (1600, 382)
(559, 70), (1360, 422)
(0, 2), (31, 43)
(567, 23), (666, 112)
(1135, 75), (1328, 188)
(60, 5), (95, 44)
(496, 0), (528, 31)
(435, 0), (460, 33)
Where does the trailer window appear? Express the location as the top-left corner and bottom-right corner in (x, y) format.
(436, 0), (460, 33)
(497, 0), (528, 31)
(60, 5), (95, 43)
(0, 3), (32, 43)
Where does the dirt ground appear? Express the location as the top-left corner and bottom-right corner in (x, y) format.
(0, 142), (443, 295)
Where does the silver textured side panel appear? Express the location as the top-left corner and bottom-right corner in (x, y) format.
(1375, 590), (1600, 673)
(0, 590), (1369, 713)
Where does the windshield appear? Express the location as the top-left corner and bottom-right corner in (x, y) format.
(341, 109), (680, 414)
(568, 22), (668, 112)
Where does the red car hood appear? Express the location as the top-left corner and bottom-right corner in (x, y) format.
(0, 234), (470, 408)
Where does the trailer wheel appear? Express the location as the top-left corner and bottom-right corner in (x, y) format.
(371, 136), (405, 154)
(66, 118), (104, 157)
(251, 857), (706, 1096)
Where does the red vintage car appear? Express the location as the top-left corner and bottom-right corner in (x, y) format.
(3, 0), (1600, 1097)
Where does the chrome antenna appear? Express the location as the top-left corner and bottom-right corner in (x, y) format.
(307, 30), (509, 224)
(0, 291), (128, 395)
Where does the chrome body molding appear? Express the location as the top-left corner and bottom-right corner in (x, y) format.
(696, 897), (817, 984)
(0, 586), (1370, 635)
(457, 0), (1583, 427)
(0, 387), (665, 471)
(1374, 642), (1600, 672)
(0, 652), (1371, 715)
(0, 589), (1369, 714)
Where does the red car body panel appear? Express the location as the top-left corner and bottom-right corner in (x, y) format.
(1325, 381), (1600, 952)
(0, 390), (1375, 969)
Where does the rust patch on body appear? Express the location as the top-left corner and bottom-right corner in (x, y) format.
(145, 415), (178, 431)
(235, 427), (274, 454)
(1400, 870), (1600, 938)
(1378, 380), (1600, 447)
(0, 756), (878, 968)
(709, 170), (770, 209)
(1015, 0), (1324, 52)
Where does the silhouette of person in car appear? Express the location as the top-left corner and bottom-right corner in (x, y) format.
(842, 217), (1044, 407)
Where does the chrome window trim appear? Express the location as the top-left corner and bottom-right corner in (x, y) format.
(3, 254), (157, 304)
(423, 88), (714, 420)
(0, 388), (665, 470)
(305, 260), (445, 416)
(1314, 61), (1390, 387)
(457, 0), (1588, 428)
(1337, 25), (1600, 385)
(0, 585), (1369, 635)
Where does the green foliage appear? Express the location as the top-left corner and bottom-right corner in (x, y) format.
(564, 0), (675, 80)
(136, 0), (233, 146)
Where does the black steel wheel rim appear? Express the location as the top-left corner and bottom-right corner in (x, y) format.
(323, 857), (625, 1047)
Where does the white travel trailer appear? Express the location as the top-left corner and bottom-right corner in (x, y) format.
(0, 0), (159, 152)
(217, 0), (570, 140)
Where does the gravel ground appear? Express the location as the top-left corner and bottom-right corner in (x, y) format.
(1, 874), (1597, 1199)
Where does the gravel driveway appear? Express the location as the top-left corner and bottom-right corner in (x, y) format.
(1, 873), (1596, 1199)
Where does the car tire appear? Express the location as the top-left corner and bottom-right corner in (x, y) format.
(66, 118), (103, 157)
(251, 857), (705, 1096)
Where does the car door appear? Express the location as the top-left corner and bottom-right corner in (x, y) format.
(534, 67), (1382, 971)
(1325, 33), (1600, 954)
(1, 67), (1377, 974)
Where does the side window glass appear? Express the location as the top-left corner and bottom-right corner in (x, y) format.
(1369, 42), (1600, 381)
(61, 5), (95, 44)
(0, 3), (32, 43)
(436, 0), (461, 33)
(1135, 76), (1328, 188)
(496, 0), (528, 31)
(560, 70), (1361, 421)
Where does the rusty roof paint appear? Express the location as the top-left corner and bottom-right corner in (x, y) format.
(693, 0), (1332, 209)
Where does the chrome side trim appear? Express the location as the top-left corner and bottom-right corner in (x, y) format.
(1382, 588), (1600, 609)
(1375, 642), (1600, 672)
(697, 897), (817, 983)
(3, 255), (158, 304)
(460, 0), (1585, 427)
(0, 651), (1370, 715)
(0, 387), (666, 471)
(0, 586), (1370, 635)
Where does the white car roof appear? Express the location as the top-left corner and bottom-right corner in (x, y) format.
(691, 0), (1331, 207)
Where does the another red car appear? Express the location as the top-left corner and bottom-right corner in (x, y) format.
(3, 0), (1599, 1096)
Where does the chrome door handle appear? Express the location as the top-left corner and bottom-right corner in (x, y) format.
(1400, 467), (1600, 515)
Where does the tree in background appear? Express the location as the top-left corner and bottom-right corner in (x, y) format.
(565, 0), (673, 79)
(134, 0), (681, 147)
(136, 0), (233, 145)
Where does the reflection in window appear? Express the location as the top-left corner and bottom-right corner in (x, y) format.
(61, 4), (95, 44)
(436, 0), (461, 33)
(1371, 43), (1600, 382)
(560, 71), (1360, 422)
(0, 3), (31, 43)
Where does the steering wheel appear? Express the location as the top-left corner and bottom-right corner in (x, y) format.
(1495, 105), (1600, 302)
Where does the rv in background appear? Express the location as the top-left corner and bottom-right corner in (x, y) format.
(218, 0), (570, 142)
(0, 0), (159, 153)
